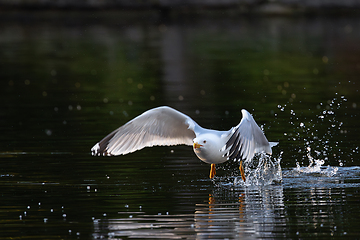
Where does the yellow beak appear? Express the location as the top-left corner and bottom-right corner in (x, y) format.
(193, 142), (203, 149)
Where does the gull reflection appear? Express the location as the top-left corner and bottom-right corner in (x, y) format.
(92, 185), (285, 239)
(194, 186), (285, 239)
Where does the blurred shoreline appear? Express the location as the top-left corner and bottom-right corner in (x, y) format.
(1, 0), (360, 17)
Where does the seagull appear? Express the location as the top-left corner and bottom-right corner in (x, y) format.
(91, 106), (278, 181)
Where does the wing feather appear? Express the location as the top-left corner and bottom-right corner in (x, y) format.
(91, 106), (197, 156)
(224, 109), (277, 162)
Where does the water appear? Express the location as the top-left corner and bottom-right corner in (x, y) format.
(1, 11), (360, 239)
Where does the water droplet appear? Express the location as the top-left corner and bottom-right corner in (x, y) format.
(45, 129), (52, 136)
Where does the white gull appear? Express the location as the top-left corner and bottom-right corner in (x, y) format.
(91, 106), (278, 181)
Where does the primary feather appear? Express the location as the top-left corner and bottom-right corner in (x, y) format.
(223, 109), (277, 163)
(91, 106), (197, 156)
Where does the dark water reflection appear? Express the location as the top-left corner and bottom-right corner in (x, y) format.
(1, 11), (360, 239)
(91, 167), (360, 239)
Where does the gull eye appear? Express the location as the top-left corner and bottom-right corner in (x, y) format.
(203, 140), (207, 144)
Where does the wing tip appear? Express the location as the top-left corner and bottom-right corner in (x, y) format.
(241, 109), (252, 120)
(91, 142), (113, 156)
(91, 143), (100, 155)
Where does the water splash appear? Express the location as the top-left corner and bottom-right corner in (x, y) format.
(234, 152), (283, 186)
(276, 94), (357, 167)
(294, 147), (338, 177)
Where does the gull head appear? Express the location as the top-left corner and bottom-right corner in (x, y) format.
(193, 134), (227, 164)
(193, 137), (206, 149)
(193, 137), (207, 161)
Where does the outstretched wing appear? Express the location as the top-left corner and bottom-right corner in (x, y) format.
(91, 106), (197, 156)
(223, 109), (277, 162)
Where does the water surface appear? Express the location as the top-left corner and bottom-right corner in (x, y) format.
(0, 11), (360, 239)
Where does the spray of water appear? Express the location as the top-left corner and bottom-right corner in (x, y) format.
(294, 147), (338, 177)
(233, 152), (283, 186)
(278, 94), (356, 169)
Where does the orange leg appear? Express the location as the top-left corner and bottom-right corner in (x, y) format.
(239, 161), (246, 182)
(209, 164), (216, 179)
